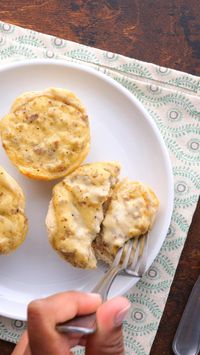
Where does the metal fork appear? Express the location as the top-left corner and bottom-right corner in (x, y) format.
(57, 234), (148, 335)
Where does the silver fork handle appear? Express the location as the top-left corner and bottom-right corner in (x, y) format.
(92, 265), (121, 301)
(56, 265), (121, 335)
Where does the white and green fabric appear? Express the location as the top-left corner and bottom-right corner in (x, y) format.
(0, 21), (199, 355)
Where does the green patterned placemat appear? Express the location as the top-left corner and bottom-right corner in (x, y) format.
(0, 21), (199, 355)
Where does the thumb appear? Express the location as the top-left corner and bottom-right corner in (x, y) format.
(85, 297), (130, 355)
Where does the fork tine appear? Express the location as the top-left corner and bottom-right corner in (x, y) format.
(137, 234), (148, 275)
(129, 238), (138, 260)
(125, 233), (148, 277)
(112, 239), (133, 269)
(129, 238), (141, 270)
(121, 239), (133, 268)
(139, 235), (145, 256)
(112, 246), (124, 267)
(111, 233), (148, 278)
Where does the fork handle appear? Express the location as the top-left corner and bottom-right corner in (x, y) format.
(92, 265), (121, 301)
(56, 265), (121, 335)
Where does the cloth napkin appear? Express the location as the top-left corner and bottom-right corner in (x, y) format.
(0, 21), (199, 355)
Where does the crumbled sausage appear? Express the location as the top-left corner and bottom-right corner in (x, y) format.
(27, 114), (39, 123)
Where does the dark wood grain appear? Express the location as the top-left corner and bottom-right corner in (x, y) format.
(151, 199), (200, 355)
(0, 1), (199, 354)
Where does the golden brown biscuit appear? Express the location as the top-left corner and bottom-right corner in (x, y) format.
(0, 166), (28, 254)
(46, 162), (120, 269)
(94, 179), (159, 265)
(0, 88), (90, 180)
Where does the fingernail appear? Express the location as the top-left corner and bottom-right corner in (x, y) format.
(114, 305), (131, 327)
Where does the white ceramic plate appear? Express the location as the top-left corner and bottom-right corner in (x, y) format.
(0, 60), (173, 320)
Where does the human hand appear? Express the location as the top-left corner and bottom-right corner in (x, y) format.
(12, 291), (130, 355)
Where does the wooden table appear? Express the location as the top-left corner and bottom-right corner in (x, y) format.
(0, 1), (199, 354)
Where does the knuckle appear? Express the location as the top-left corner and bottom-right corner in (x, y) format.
(28, 299), (46, 321)
(66, 290), (81, 297)
(100, 333), (124, 354)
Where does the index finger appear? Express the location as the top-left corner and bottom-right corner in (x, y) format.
(28, 291), (102, 325)
(27, 292), (101, 355)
